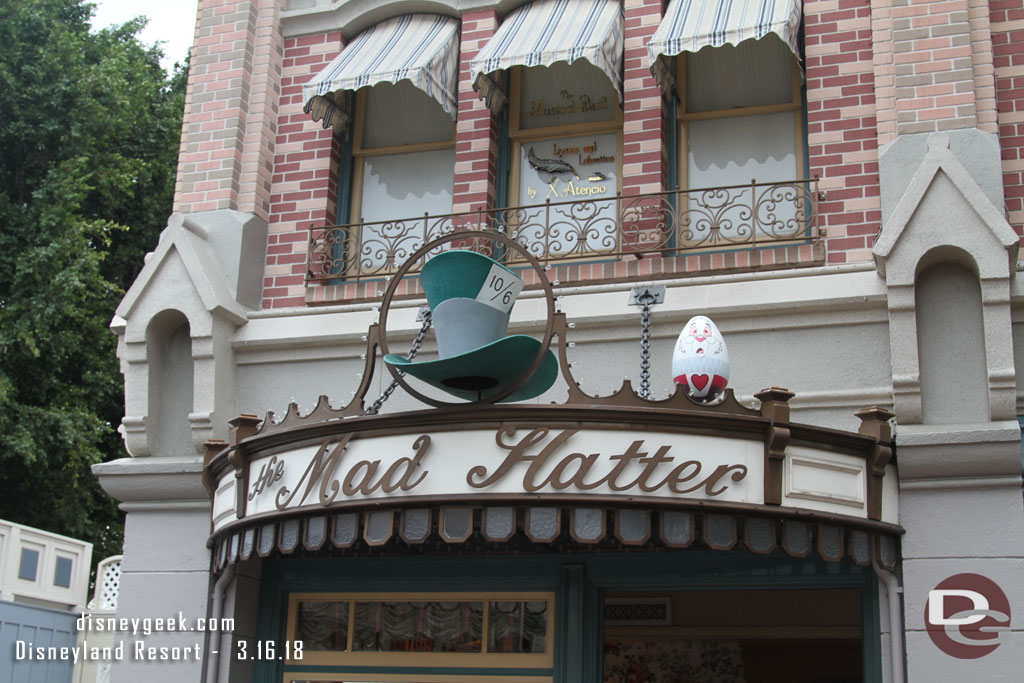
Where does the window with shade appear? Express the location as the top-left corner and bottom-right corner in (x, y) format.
(301, 12), (460, 282)
(675, 36), (808, 245)
(336, 81), (456, 272)
(506, 60), (622, 260)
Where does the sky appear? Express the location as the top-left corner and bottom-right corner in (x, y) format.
(91, 0), (200, 71)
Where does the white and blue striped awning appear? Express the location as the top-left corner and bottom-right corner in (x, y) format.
(647, 0), (802, 89)
(303, 14), (460, 131)
(471, 0), (623, 111)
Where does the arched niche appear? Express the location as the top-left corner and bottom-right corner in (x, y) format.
(146, 310), (196, 457)
(914, 248), (989, 424)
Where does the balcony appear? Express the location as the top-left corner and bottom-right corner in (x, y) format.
(306, 179), (820, 284)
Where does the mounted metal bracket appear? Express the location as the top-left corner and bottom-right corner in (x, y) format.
(415, 305), (431, 322)
(628, 286), (665, 306)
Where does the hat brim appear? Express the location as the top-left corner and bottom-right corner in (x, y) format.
(384, 334), (558, 402)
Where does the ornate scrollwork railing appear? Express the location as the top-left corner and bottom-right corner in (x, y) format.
(307, 178), (819, 284)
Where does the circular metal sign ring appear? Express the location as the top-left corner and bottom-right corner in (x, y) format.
(377, 230), (557, 408)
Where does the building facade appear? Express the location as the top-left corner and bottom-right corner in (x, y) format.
(93, 0), (1024, 681)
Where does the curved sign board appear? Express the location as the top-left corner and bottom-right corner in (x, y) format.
(210, 421), (898, 534)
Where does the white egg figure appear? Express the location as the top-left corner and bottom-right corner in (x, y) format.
(672, 315), (730, 403)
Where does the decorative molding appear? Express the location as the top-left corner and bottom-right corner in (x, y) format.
(899, 475), (1023, 491)
(208, 504), (901, 573)
(93, 456), (208, 505)
(857, 406), (894, 521)
(756, 387), (794, 506)
(874, 132), (1019, 279)
(784, 455), (865, 509)
(120, 416), (150, 458)
(116, 214), (248, 328)
(874, 132), (1020, 425)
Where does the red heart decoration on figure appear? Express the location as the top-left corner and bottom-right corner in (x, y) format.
(690, 374), (709, 390)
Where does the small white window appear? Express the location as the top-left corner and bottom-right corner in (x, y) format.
(53, 555), (74, 588)
(18, 547), (39, 581)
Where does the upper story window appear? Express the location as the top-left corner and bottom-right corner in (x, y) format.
(512, 61), (620, 203)
(473, 0), (624, 260)
(302, 0), (814, 288)
(648, 0), (811, 248)
(350, 81), (455, 231)
(18, 547), (39, 581)
(302, 14), (460, 274)
(507, 60), (623, 258)
(680, 37), (803, 193)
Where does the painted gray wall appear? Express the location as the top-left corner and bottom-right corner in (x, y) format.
(915, 262), (989, 424)
(152, 319), (196, 458)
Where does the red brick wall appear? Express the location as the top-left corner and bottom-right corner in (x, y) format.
(237, 0), (284, 218)
(262, 3), (905, 308)
(452, 10), (501, 214)
(622, 0), (667, 196)
(180, 1), (1024, 309)
(891, 0), (980, 133)
(173, 0), (284, 220)
(805, 0), (881, 265)
(263, 33), (342, 308)
(991, 0), (1024, 238)
(176, 0), (261, 213)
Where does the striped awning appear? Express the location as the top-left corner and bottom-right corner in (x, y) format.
(471, 0), (624, 110)
(647, 0), (802, 89)
(303, 14), (460, 131)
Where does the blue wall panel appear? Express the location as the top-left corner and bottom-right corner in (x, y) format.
(0, 600), (78, 683)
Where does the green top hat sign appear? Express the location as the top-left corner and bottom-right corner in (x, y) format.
(383, 250), (557, 402)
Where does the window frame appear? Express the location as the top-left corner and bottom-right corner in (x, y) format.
(284, 590), (556, 670)
(674, 48), (807, 191)
(328, 86), (458, 279)
(18, 546), (40, 582)
(506, 64), (624, 210)
(346, 88), (457, 225)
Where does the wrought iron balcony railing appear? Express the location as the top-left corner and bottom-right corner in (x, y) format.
(306, 178), (819, 284)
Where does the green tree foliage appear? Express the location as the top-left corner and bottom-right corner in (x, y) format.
(0, 0), (187, 560)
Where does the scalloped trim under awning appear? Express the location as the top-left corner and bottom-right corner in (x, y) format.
(471, 0), (624, 111)
(647, 0), (802, 90)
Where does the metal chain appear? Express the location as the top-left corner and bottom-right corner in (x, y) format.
(638, 292), (655, 400)
(366, 310), (432, 414)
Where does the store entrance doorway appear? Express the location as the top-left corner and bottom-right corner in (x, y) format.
(602, 589), (864, 683)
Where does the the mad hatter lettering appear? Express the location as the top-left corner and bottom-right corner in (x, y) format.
(253, 427), (751, 513)
(467, 427), (748, 495)
(273, 434), (430, 510)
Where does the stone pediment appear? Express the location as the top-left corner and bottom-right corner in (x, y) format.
(112, 212), (267, 340)
(873, 132), (1019, 282)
